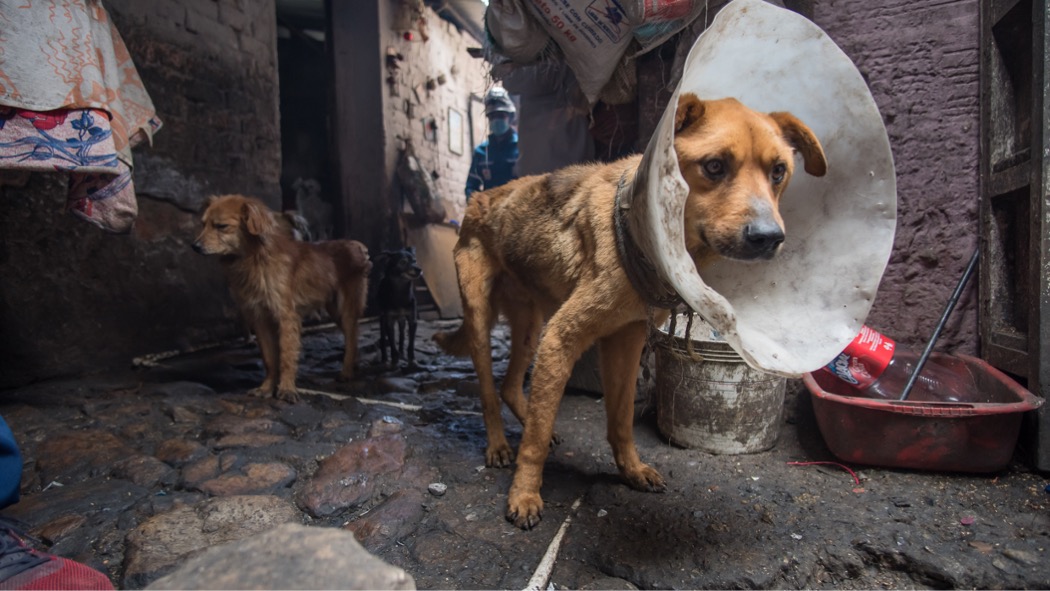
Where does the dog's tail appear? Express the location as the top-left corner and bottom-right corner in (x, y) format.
(433, 324), (471, 357)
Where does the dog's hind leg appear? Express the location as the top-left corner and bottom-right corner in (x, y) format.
(599, 321), (666, 493)
(336, 279), (367, 381)
(396, 316), (407, 361)
(251, 317), (279, 397)
(500, 300), (543, 428)
(407, 309), (417, 365)
(455, 242), (514, 468)
(378, 313), (392, 365)
(275, 307), (305, 402)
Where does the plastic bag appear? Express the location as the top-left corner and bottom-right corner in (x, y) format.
(518, 0), (708, 104)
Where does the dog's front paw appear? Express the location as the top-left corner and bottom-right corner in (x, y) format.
(485, 443), (515, 468)
(275, 387), (300, 403)
(623, 463), (667, 493)
(506, 491), (544, 530)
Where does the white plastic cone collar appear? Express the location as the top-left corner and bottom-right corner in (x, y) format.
(623, 0), (897, 376)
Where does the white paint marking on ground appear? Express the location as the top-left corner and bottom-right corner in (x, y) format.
(524, 496), (584, 591)
(130, 323), (337, 367)
(298, 388), (481, 415)
(356, 396), (422, 411)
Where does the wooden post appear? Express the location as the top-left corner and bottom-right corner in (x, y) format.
(325, 0), (387, 248)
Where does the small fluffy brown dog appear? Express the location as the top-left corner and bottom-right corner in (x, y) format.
(436, 93), (827, 529)
(193, 194), (371, 402)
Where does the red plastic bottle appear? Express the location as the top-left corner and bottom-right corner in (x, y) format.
(822, 325), (977, 402)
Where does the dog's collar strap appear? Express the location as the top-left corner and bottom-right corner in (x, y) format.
(613, 171), (683, 310)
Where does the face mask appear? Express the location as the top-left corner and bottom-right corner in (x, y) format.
(489, 119), (510, 135)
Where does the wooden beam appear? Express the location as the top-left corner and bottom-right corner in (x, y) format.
(325, 0), (387, 247)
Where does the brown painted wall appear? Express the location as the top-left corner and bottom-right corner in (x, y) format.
(811, 0), (981, 353)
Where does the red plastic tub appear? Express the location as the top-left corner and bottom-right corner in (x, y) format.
(803, 354), (1043, 472)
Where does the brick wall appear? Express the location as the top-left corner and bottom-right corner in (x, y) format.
(0, 0), (281, 388)
(108, 0), (282, 209)
(380, 5), (491, 227)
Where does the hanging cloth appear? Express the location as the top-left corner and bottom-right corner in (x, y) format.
(0, 0), (162, 233)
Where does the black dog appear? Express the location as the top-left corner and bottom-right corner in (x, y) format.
(375, 247), (423, 366)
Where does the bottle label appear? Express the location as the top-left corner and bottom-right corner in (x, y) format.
(824, 326), (896, 388)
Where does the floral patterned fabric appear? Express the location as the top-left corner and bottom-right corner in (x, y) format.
(0, 0), (162, 233)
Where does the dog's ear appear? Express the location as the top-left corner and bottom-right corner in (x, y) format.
(769, 112), (828, 177)
(242, 200), (276, 237)
(675, 93), (705, 134)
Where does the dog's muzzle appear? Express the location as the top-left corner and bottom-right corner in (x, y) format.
(731, 197), (784, 260)
(741, 220), (784, 259)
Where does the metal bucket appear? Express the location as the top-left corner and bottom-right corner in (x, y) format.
(654, 324), (785, 454)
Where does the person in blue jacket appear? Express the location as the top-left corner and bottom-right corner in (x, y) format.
(465, 87), (519, 201)
(0, 418), (19, 512)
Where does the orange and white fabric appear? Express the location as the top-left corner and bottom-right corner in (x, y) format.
(0, 0), (162, 233)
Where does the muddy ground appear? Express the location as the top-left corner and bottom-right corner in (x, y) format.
(2, 317), (1049, 589)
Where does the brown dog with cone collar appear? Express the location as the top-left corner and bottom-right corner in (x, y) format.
(436, 93), (827, 529)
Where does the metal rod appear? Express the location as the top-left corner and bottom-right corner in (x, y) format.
(898, 247), (980, 401)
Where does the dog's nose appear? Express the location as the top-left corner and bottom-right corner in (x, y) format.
(743, 221), (785, 256)
(192, 241), (204, 254)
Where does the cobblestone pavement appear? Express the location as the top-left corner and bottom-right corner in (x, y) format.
(2, 317), (1049, 589)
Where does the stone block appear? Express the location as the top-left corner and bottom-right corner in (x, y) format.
(123, 495), (300, 588)
(145, 523), (415, 590)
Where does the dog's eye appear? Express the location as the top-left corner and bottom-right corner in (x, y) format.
(213, 223), (229, 230)
(771, 163), (788, 184)
(702, 159), (726, 179)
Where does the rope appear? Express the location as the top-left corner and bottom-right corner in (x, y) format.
(787, 461), (861, 486)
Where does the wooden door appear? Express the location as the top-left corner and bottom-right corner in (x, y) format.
(979, 0), (1050, 468)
